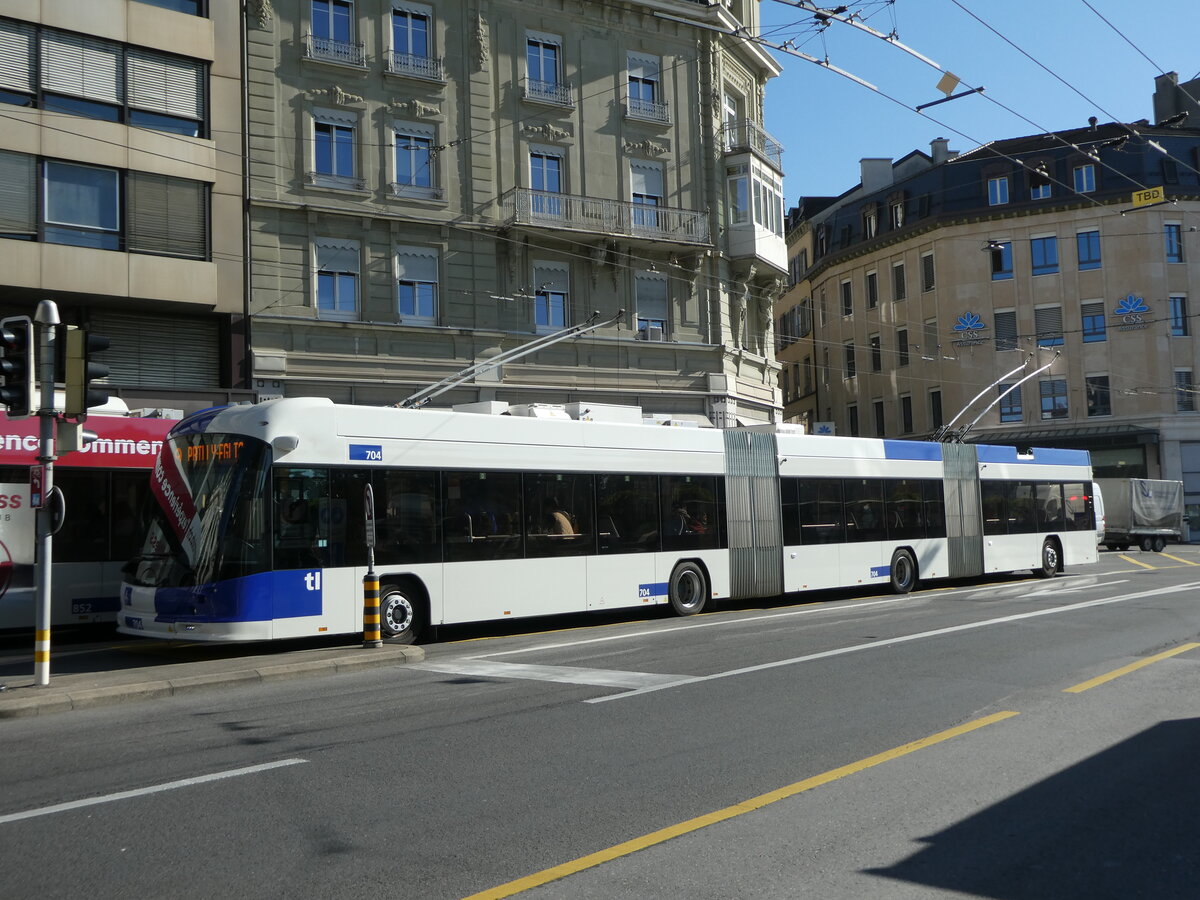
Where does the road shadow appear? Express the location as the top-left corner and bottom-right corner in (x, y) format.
(867, 718), (1200, 898)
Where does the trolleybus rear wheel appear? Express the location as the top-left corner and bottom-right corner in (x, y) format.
(1034, 539), (1059, 578)
(889, 549), (917, 594)
(668, 562), (707, 616)
(380, 583), (424, 642)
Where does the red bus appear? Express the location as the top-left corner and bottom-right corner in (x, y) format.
(0, 412), (174, 630)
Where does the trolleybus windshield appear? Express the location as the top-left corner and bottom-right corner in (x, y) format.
(126, 432), (272, 588)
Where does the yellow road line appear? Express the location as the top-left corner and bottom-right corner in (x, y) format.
(462, 710), (1019, 900)
(1158, 552), (1199, 566)
(1118, 554), (1157, 569)
(1064, 642), (1200, 693)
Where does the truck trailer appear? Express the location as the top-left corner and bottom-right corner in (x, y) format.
(1095, 478), (1184, 552)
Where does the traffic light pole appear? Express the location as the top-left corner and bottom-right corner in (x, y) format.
(32, 300), (59, 686)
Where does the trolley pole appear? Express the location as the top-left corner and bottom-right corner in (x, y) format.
(362, 482), (381, 648)
(32, 299), (60, 686)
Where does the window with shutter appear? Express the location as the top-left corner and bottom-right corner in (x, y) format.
(41, 30), (123, 109)
(994, 310), (1017, 351)
(126, 48), (205, 136)
(92, 310), (219, 389)
(635, 271), (668, 338)
(1081, 302), (1106, 343)
(126, 172), (208, 259)
(1034, 305), (1063, 346)
(396, 245), (438, 322)
(0, 150), (35, 237)
(0, 18), (35, 99)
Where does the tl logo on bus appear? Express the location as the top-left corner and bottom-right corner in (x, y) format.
(305, 571), (322, 590)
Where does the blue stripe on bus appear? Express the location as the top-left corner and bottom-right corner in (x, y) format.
(975, 445), (1091, 466)
(869, 566), (890, 578)
(883, 441), (943, 461)
(152, 569), (323, 623)
(638, 582), (668, 600)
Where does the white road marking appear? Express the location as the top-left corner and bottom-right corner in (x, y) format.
(412, 659), (686, 689)
(587, 580), (1200, 704)
(468, 579), (1130, 660)
(0, 759), (307, 826)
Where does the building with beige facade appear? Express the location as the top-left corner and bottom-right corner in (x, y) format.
(778, 100), (1200, 533)
(0, 0), (248, 413)
(243, 0), (786, 425)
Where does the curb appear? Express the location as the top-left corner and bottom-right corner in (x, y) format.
(0, 645), (425, 719)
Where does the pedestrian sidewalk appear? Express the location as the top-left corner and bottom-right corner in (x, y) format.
(0, 639), (424, 719)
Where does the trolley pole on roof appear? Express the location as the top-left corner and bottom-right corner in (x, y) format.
(32, 299), (60, 686)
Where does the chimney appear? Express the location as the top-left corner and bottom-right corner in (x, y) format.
(930, 137), (951, 164)
(859, 158), (893, 192)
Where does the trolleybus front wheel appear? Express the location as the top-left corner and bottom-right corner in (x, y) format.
(668, 562), (708, 616)
(889, 549), (917, 594)
(1034, 539), (1059, 578)
(380, 582), (425, 643)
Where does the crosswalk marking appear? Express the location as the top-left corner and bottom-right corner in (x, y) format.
(411, 659), (686, 689)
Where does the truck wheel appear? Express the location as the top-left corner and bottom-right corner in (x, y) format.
(1152, 536), (1166, 552)
(1117, 544), (1129, 552)
(1140, 537), (1153, 552)
(1104, 543), (1119, 551)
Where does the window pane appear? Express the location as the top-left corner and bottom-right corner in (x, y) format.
(844, 478), (884, 542)
(442, 471), (522, 562)
(597, 474), (659, 554)
(44, 162), (119, 230)
(524, 473), (593, 558)
(375, 469), (440, 564)
(885, 479), (925, 539)
(661, 475), (719, 551)
(798, 479), (844, 545)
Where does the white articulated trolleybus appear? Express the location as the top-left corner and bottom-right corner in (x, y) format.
(117, 398), (1098, 642)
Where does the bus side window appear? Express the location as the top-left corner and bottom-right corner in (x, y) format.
(376, 470), (440, 565)
(596, 473), (658, 554)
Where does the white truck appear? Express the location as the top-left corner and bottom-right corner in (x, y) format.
(1095, 478), (1185, 552)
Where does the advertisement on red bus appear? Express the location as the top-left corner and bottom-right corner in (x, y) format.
(0, 413), (174, 630)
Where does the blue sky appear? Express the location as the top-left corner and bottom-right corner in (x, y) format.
(758, 0), (1199, 206)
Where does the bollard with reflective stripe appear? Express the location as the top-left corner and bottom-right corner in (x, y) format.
(363, 574), (382, 648)
(34, 629), (50, 681)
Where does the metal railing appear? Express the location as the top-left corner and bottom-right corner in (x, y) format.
(722, 119), (784, 169)
(624, 97), (671, 125)
(304, 34), (366, 67)
(502, 189), (709, 245)
(522, 78), (574, 107)
(388, 51), (445, 81)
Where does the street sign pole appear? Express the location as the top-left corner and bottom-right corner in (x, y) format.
(32, 300), (59, 686)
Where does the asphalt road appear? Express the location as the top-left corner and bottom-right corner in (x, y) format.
(2, 549), (1199, 899)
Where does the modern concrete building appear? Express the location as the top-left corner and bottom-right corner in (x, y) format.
(243, 0), (787, 425)
(0, 0), (249, 414)
(778, 98), (1200, 532)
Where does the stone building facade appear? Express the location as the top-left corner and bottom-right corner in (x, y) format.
(244, 0), (787, 424)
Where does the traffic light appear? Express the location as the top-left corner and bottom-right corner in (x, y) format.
(65, 327), (110, 418)
(0, 315), (37, 419)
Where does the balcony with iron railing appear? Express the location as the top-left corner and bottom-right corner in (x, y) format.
(387, 51), (445, 82)
(501, 188), (710, 245)
(723, 119), (783, 171)
(522, 78), (574, 107)
(304, 34), (367, 67)
(624, 96), (671, 125)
